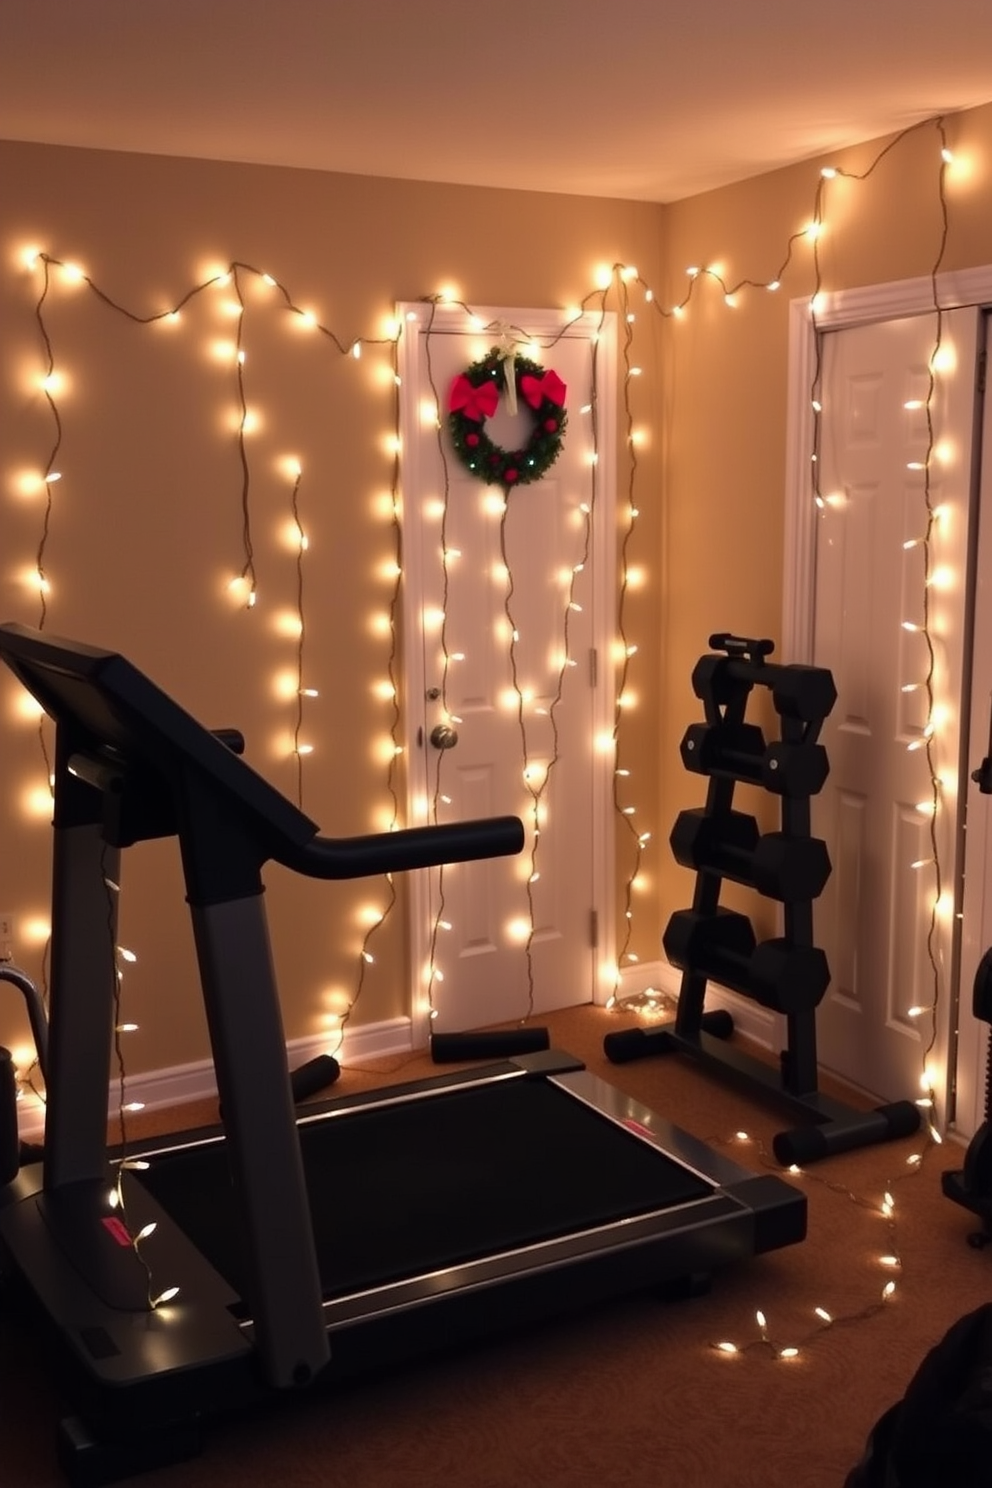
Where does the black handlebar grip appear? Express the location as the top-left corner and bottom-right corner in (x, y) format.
(281, 815), (524, 881)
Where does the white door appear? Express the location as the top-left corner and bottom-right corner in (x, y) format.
(955, 328), (992, 1138)
(811, 307), (982, 1104)
(399, 306), (616, 1038)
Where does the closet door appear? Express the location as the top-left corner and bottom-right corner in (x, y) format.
(955, 312), (992, 1138)
(811, 307), (982, 1108)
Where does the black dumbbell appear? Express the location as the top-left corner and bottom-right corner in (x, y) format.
(664, 907), (755, 979)
(762, 739), (830, 796)
(663, 908), (830, 1016)
(691, 653), (755, 709)
(669, 808), (831, 901)
(680, 723), (829, 797)
(680, 721), (765, 776)
(770, 666), (837, 724)
(691, 650), (836, 726)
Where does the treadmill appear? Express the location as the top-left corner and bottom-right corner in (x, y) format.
(0, 622), (806, 1486)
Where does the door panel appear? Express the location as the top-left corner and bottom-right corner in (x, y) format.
(399, 309), (616, 1035)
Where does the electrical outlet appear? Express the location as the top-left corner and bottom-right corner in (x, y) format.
(0, 912), (14, 961)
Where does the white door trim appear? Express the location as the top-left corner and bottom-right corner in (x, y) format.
(397, 304), (618, 1046)
(783, 266), (992, 1135)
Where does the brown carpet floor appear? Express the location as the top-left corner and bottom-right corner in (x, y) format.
(3, 1002), (991, 1487)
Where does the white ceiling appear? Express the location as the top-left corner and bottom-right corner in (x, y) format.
(1, 0), (990, 203)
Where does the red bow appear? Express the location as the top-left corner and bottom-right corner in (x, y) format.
(520, 370), (566, 409)
(449, 374), (499, 422)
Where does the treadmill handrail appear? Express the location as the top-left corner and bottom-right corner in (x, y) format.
(0, 623), (524, 878)
(274, 817), (524, 879)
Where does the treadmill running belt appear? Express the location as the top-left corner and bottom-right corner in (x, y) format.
(139, 1076), (714, 1303)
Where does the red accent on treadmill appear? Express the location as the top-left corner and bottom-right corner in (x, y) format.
(621, 1118), (653, 1140)
(101, 1216), (133, 1248)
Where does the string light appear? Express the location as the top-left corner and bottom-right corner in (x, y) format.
(33, 257), (412, 1063)
(705, 1104), (934, 1362)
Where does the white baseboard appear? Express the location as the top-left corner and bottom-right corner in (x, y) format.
(15, 970), (783, 1141)
(16, 1015), (415, 1141)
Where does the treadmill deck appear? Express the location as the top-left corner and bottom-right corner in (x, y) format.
(0, 1052), (806, 1430)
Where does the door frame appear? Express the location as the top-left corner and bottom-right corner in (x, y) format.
(783, 265), (992, 1136)
(957, 372), (992, 1140)
(397, 303), (618, 1046)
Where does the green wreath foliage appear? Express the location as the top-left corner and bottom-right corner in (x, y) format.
(447, 348), (568, 493)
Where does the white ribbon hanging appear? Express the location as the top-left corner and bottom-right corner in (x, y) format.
(494, 323), (519, 417)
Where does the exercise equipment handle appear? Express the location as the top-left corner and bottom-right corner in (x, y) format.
(275, 814), (524, 880)
(708, 633), (775, 664)
(971, 690), (992, 794)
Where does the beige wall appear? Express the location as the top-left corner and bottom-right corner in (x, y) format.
(1, 104), (990, 1083)
(0, 140), (665, 1075)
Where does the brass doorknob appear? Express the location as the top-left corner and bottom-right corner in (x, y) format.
(429, 724), (459, 750)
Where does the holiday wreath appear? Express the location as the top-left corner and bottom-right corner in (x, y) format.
(448, 347), (567, 492)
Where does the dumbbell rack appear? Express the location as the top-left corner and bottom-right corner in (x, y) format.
(605, 633), (920, 1166)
